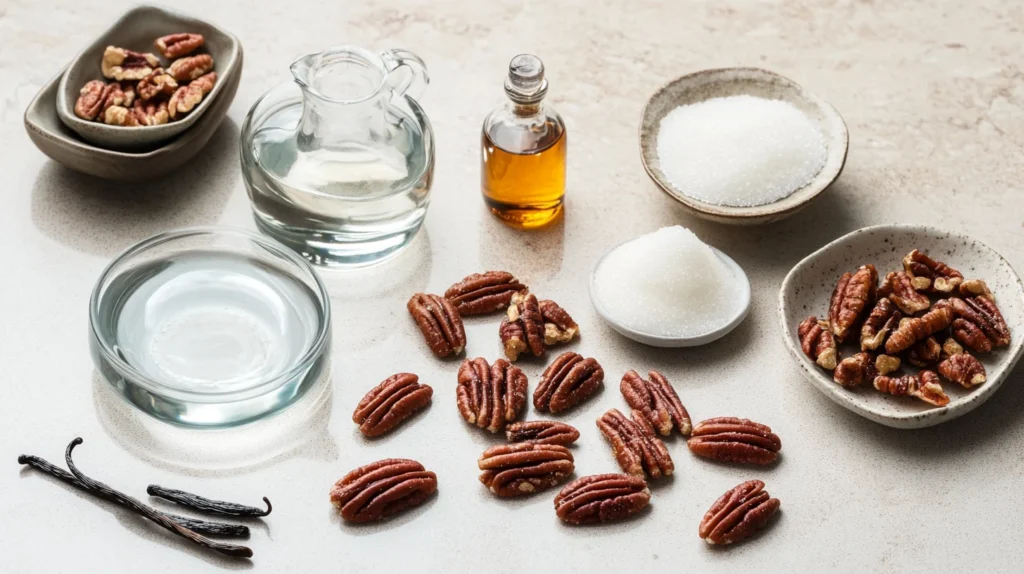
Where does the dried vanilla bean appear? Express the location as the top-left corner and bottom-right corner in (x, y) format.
(148, 485), (272, 517)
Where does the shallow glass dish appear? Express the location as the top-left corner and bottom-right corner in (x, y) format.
(89, 228), (331, 428)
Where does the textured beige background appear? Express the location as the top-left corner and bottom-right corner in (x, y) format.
(2, 0), (1024, 572)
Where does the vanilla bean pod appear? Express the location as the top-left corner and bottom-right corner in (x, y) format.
(63, 438), (253, 558)
(147, 485), (272, 517)
(18, 454), (249, 537)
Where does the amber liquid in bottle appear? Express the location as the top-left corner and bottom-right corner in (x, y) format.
(481, 119), (566, 229)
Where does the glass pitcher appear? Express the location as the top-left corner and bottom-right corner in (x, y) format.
(241, 46), (433, 267)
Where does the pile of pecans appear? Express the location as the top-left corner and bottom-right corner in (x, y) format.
(328, 270), (783, 545)
(797, 249), (1011, 406)
(73, 33), (216, 127)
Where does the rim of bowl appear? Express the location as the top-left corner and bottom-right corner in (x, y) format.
(88, 226), (332, 401)
(589, 239), (751, 346)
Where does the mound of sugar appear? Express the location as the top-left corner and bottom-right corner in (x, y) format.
(656, 95), (827, 207)
(593, 226), (742, 338)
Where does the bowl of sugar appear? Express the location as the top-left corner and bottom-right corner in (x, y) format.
(640, 68), (848, 225)
(590, 226), (750, 347)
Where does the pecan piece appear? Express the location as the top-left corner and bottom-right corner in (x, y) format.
(456, 357), (527, 432)
(168, 53), (214, 82)
(137, 67), (178, 101)
(620, 370), (692, 436)
(506, 420), (580, 446)
(329, 459), (437, 523)
(352, 373), (432, 437)
(699, 480), (780, 545)
(885, 271), (932, 315)
(132, 100), (169, 126)
(938, 353), (987, 388)
(74, 80), (112, 120)
(101, 82), (136, 112)
(885, 300), (954, 354)
(860, 298), (902, 352)
(554, 474), (650, 525)
(407, 293), (466, 358)
(950, 296), (1011, 351)
(797, 316), (838, 370)
(875, 354), (901, 376)
(828, 265), (877, 342)
(101, 46), (159, 81)
(903, 249), (963, 293)
(444, 271), (527, 315)
(539, 298), (579, 345)
(833, 352), (876, 388)
(101, 105), (140, 127)
(687, 417), (781, 465)
(534, 352), (604, 414)
(941, 337), (964, 359)
(597, 409), (674, 479)
(155, 33), (205, 59)
(959, 279), (994, 300)
(873, 371), (950, 407)
(906, 336), (942, 367)
(501, 293), (545, 360)
(478, 443), (574, 497)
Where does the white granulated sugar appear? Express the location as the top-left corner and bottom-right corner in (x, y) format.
(593, 226), (742, 338)
(656, 95), (827, 207)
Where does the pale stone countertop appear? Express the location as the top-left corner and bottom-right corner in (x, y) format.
(2, 0), (1023, 572)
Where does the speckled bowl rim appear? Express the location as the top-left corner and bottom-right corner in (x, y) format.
(778, 224), (1024, 428)
(640, 67), (849, 222)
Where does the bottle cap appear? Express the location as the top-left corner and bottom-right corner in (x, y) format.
(505, 54), (548, 104)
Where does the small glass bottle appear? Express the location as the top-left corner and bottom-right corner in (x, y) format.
(481, 54), (566, 229)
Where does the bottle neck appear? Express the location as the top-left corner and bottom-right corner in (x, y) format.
(511, 101), (543, 118)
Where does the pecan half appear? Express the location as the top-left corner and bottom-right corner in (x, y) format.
(501, 293), (544, 360)
(538, 298), (579, 345)
(833, 352), (876, 388)
(828, 265), (878, 342)
(168, 72), (216, 120)
(456, 357), (527, 432)
(329, 459), (437, 523)
(132, 100), (169, 126)
(101, 82), (136, 112)
(687, 417), (781, 465)
(74, 80), (112, 120)
(938, 353), (987, 388)
(478, 443), (574, 497)
(407, 293), (466, 358)
(885, 300), (954, 354)
(534, 352), (604, 414)
(444, 271), (527, 315)
(101, 46), (159, 81)
(873, 371), (950, 407)
(137, 67), (178, 101)
(506, 420), (580, 446)
(620, 370), (692, 436)
(554, 474), (650, 525)
(950, 296), (1010, 351)
(903, 249), (963, 293)
(168, 53), (214, 82)
(155, 33), (205, 59)
(699, 480), (780, 545)
(597, 409), (674, 479)
(352, 373), (432, 437)
(906, 336), (942, 367)
(101, 105), (140, 126)
(860, 298), (902, 352)
(798, 316), (838, 370)
(885, 271), (932, 315)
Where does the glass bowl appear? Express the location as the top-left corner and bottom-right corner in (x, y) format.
(89, 228), (332, 428)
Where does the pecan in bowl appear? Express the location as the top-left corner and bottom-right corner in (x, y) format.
(699, 480), (780, 545)
(330, 459), (437, 523)
(352, 373), (432, 437)
(456, 357), (527, 432)
(444, 271), (527, 315)
(687, 417), (781, 466)
(828, 264), (877, 343)
(554, 474), (650, 525)
(478, 443), (574, 497)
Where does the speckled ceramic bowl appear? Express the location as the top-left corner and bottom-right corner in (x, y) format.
(779, 224), (1024, 428)
(640, 68), (848, 225)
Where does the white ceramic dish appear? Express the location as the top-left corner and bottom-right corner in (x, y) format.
(590, 245), (751, 347)
(779, 224), (1024, 428)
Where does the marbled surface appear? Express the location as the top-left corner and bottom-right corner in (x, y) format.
(2, 0), (1023, 572)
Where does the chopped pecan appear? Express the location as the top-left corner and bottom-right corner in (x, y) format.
(797, 316), (838, 370)
(506, 420), (580, 446)
(885, 300), (954, 354)
(903, 249), (963, 293)
(456, 357), (527, 432)
(828, 265), (877, 342)
(620, 370), (692, 436)
(444, 271), (527, 315)
(352, 373), (432, 437)
(101, 105), (140, 126)
(938, 353), (987, 388)
(699, 480), (780, 545)
(168, 53), (214, 82)
(873, 371), (950, 407)
(407, 293), (466, 358)
(74, 80), (112, 120)
(950, 296), (1010, 351)
(885, 271), (932, 315)
(687, 417), (781, 465)
(534, 352), (604, 414)
(329, 459), (437, 523)
(101, 46), (159, 81)
(538, 298), (579, 345)
(875, 354), (901, 376)
(833, 352), (876, 388)
(597, 409), (674, 479)
(554, 473), (650, 525)
(906, 336), (942, 367)
(132, 100), (169, 126)
(860, 298), (902, 352)
(501, 293), (544, 360)
(137, 67), (178, 101)
(478, 443), (574, 497)
(959, 279), (994, 300)
(941, 337), (964, 358)
(155, 33), (205, 59)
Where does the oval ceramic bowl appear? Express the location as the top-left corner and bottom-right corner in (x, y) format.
(779, 224), (1024, 428)
(640, 68), (848, 225)
(56, 5), (241, 151)
(590, 245), (751, 347)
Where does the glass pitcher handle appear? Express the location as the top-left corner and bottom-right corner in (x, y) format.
(381, 49), (429, 101)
